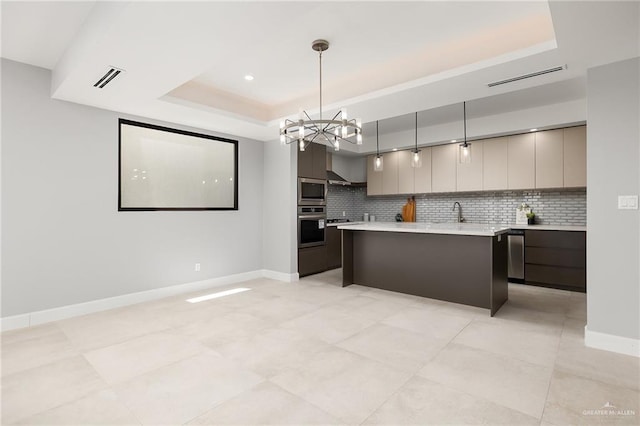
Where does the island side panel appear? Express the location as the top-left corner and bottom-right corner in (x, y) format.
(351, 230), (493, 309)
(491, 234), (509, 316)
(342, 229), (354, 287)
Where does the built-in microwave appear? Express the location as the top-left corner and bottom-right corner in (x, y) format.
(298, 177), (327, 205)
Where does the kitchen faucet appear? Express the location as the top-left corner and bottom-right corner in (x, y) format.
(452, 202), (465, 223)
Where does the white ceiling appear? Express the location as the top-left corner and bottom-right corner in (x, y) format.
(1, 1), (638, 142)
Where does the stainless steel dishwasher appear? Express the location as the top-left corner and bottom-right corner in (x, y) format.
(508, 229), (525, 283)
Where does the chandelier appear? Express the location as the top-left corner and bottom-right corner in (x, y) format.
(280, 39), (362, 152)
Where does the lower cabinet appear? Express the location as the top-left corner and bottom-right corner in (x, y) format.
(326, 226), (342, 270)
(298, 245), (328, 277)
(524, 230), (586, 292)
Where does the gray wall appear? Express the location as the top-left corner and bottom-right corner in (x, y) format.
(262, 140), (297, 275)
(1, 59), (264, 317)
(327, 185), (586, 226)
(586, 57), (640, 341)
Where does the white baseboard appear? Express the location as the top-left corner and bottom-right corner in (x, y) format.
(261, 269), (299, 282)
(1, 269), (296, 332)
(585, 326), (640, 358)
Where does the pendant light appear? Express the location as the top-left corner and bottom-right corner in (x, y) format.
(374, 121), (383, 172)
(411, 111), (422, 168)
(279, 40), (362, 152)
(459, 101), (471, 164)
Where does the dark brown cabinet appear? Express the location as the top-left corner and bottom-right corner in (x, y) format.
(326, 226), (342, 270)
(298, 245), (327, 277)
(298, 142), (327, 179)
(524, 230), (586, 292)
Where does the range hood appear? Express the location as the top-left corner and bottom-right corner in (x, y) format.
(326, 153), (366, 187)
(327, 169), (351, 186)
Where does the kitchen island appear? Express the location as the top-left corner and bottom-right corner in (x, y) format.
(338, 222), (510, 316)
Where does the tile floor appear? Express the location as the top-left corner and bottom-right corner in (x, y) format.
(1, 269), (639, 425)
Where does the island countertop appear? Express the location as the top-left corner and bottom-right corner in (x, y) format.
(337, 221), (510, 237)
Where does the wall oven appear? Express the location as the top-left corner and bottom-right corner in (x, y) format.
(298, 178), (327, 206)
(298, 206), (326, 248)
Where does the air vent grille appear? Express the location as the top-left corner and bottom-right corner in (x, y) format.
(94, 67), (124, 89)
(488, 65), (566, 88)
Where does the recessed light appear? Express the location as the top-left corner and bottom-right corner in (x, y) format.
(392, 148), (398, 151)
(244, 74), (254, 81)
(451, 139), (457, 143)
(530, 128), (538, 132)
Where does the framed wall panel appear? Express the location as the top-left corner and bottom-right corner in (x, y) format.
(118, 119), (238, 211)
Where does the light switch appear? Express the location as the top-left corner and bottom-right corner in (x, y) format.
(618, 195), (639, 210)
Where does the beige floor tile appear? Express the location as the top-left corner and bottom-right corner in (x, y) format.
(143, 296), (232, 328)
(280, 304), (379, 344)
(452, 320), (561, 367)
(432, 301), (492, 319)
(233, 295), (321, 324)
(187, 381), (342, 425)
(208, 327), (329, 378)
(56, 305), (170, 352)
(480, 303), (566, 335)
(418, 343), (552, 419)
(359, 287), (425, 305)
(337, 323), (448, 373)
(1, 326), (78, 377)
(1, 355), (107, 424)
(382, 306), (472, 341)
(364, 376), (539, 425)
(174, 311), (271, 344)
(271, 347), (412, 424)
(15, 389), (140, 425)
(542, 370), (640, 425)
(556, 319), (640, 391)
(113, 351), (263, 425)
(84, 331), (207, 384)
(567, 292), (587, 321)
(1, 323), (62, 346)
(507, 284), (571, 315)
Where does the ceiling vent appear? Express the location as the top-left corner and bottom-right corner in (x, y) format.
(93, 67), (125, 89)
(488, 65), (566, 88)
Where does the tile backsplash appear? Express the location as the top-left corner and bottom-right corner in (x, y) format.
(327, 185), (586, 226)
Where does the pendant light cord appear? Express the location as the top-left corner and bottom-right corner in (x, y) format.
(319, 49), (323, 121)
(376, 121), (380, 155)
(415, 112), (418, 152)
(463, 101), (467, 146)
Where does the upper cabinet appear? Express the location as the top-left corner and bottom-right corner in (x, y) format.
(365, 125), (586, 196)
(535, 129), (564, 189)
(414, 147), (432, 194)
(507, 133), (535, 190)
(397, 150), (414, 194)
(298, 142), (327, 179)
(563, 126), (587, 187)
(482, 137), (508, 191)
(382, 151), (400, 195)
(366, 154), (383, 196)
(432, 144), (457, 193)
(457, 142), (483, 192)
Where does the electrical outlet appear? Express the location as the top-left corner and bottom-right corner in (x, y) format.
(618, 195), (639, 210)
(195, 263), (201, 272)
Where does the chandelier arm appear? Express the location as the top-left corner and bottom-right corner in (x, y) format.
(302, 111), (322, 134)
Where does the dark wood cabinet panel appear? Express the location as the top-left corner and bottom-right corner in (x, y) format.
(326, 226), (342, 270)
(524, 230), (586, 292)
(525, 230), (585, 249)
(298, 142), (327, 179)
(298, 245), (327, 277)
(525, 264), (586, 290)
(526, 247), (586, 268)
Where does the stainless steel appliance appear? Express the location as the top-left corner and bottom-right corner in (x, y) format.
(298, 206), (327, 248)
(508, 229), (525, 283)
(298, 178), (327, 205)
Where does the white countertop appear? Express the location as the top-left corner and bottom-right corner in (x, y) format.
(337, 222), (510, 237)
(508, 224), (586, 232)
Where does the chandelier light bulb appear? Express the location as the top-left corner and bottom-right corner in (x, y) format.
(299, 139), (305, 151)
(357, 132), (362, 145)
(334, 140), (340, 151)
